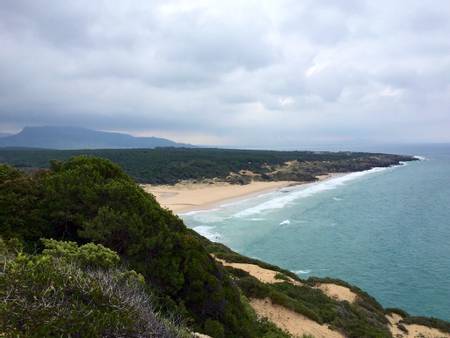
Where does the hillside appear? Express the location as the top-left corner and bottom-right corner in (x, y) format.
(0, 126), (192, 149)
(0, 147), (416, 184)
(1, 156), (448, 338)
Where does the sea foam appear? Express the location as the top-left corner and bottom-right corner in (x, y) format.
(193, 225), (222, 241)
(180, 208), (220, 216)
(233, 166), (398, 218)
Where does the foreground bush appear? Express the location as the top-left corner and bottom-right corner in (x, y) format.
(0, 238), (189, 338)
(0, 158), (257, 337)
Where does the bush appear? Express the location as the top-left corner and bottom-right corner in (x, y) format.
(0, 239), (188, 337)
(42, 238), (121, 269)
(204, 319), (225, 338)
(385, 307), (409, 318)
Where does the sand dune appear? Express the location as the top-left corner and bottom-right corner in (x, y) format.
(250, 298), (345, 338)
(314, 283), (357, 303)
(214, 257), (302, 286)
(386, 313), (450, 338)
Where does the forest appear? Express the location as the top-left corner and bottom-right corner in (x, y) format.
(0, 147), (415, 184)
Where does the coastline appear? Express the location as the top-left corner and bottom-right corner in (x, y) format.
(142, 161), (411, 215)
(141, 173), (337, 214)
(141, 181), (299, 213)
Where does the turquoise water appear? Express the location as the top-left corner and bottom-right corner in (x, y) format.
(182, 146), (450, 321)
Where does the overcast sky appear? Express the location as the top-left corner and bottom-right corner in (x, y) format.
(0, 0), (449, 148)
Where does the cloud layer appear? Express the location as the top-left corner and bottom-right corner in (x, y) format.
(1, 0), (449, 147)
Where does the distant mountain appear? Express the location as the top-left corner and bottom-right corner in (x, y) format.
(0, 126), (193, 149)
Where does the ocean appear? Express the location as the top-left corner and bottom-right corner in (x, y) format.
(181, 145), (450, 321)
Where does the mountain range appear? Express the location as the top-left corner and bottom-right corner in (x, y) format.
(0, 126), (192, 149)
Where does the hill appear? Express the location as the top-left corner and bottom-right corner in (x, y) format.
(1, 156), (448, 338)
(0, 126), (192, 149)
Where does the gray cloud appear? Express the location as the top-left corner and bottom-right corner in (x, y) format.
(0, 0), (449, 147)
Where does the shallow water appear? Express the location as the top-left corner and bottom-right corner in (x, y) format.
(182, 146), (450, 320)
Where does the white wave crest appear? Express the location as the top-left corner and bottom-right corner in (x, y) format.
(193, 225), (222, 241)
(279, 219), (291, 225)
(293, 269), (311, 274)
(179, 208), (220, 216)
(234, 166), (396, 217)
(414, 155), (427, 160)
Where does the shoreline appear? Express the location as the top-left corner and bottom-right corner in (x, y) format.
(142, 162), (410, 215)
(141, 173), (337, 214)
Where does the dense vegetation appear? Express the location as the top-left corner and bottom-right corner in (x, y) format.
(0, 157), (290, 337)
(0, 156), (446, 338)
(0, 147), (415, 184)
(0, 238), (189, 337)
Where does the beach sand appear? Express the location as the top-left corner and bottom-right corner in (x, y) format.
(141, 180), (299, 213)
(142, 174), (338, 213)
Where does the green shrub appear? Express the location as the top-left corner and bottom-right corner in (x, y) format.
(0, 239), (188, 337)
(385, 307), (409, 318)
(204, 319), (225, 338)
(42, 238), (121, 269)
(0, 164), (22, 182)
(274, 273), (290, 282)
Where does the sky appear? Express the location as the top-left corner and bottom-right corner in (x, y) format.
(0, 0), (449, 148)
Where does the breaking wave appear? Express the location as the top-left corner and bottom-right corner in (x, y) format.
(193, 225), (222, 241)
(234, 165), (400, 218)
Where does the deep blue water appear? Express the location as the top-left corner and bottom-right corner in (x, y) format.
(182, 146), (450, 320)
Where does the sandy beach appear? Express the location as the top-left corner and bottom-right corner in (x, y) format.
(141, 180), (298, 213)
(141, 174), (337, 213)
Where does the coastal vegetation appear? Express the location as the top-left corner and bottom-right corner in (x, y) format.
(0, 147), (415, 184)
(0, 238), (189, 337)
(202, 238), (392, 338)
(0, 156), (447, 337)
